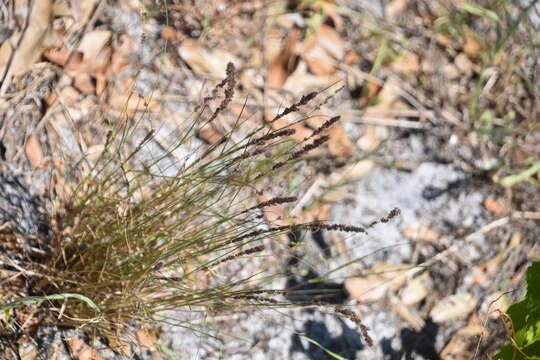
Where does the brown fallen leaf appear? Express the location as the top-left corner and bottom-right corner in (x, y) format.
(302, 24), (344, 75)
(269, 114), (312, 143)
(357, 125), (381, 152)
(19, 342), (38, 360)
(392, 298), (424, 331)
(257, 193), (292, 227)
(472, 255), (501, 285)
(463, 34), (482, 60)
(484, 198), (507, 215)
(178, 39), (240, 79)
(306, 116), (353, 158)
(0, 0), (54, 94)
(107, 77), (160, 113)
(58, 86), (82, 107)
(454, 53), (475, 77)
(401, 225), (440, 243)
(326, 125), (353, 158)
(73, 73), (95, 94)
(391, 51), (420, 74)
(66, 338), (105, 360)
(302, 203), (331, 223)
(42, 48), (84, 69)
(345, 264), (410, 303)
(400, 272), (430, 306)
(78, 30), (112, 60)
(107, 335), (131, 356)
(261, 27), (286, 67)
(161, 26), (178, 42)
(25, 134), (45, 169)
(266, 27), (302, 88)
(385, 0), (410, 18)
(366, 77), (410, 112)
(338, 160), (375, 183)
(79, 45), (112, 74)
(440, 319), (485, 360)
(197, 127), (224, 145)
(356, 80), (383, 108)
(344, 50), (361, 65)
(108, 35), (132, 75)
(135, 328), (160, 349)
(283, 71), (342, 95)
(430, 293), (477, 323)
(69, 0), (96, 24)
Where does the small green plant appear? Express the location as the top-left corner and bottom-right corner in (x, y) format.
(493, 261), (540, 359)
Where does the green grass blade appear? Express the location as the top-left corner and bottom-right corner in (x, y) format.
(0, 293), (100, 313)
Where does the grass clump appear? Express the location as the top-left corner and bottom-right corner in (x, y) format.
(0, 63), (379, 348)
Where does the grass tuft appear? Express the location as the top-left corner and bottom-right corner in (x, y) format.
(0, 63), (399, 348)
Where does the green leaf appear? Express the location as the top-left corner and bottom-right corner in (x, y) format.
(498, 161), (540, 188)
(527, 262), (540, 302)
(457, 2), (501, 23)
(494, 261), (540, 359)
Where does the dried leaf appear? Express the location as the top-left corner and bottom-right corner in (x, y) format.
(73, 73), (95, 94)
(393, 300), (424, 330)
(258, 194), (291, 226)
(25, 134), (45, 169)
(109, 35), (132, 74)
(269, 115), (312, 143)
(302, 25), (344, 75)
(463, 34), (481, 59)
(66, 338), (105, 360)
(161, 26), (178, 42)
(326, 125), (353, 158)
(391, 51), (420, 74)
(78, 30), (112, 60)
(197, 127), (224, 145)
(261, 28), (285, 66)
(344, 50), (361, 65)
(484, 198), (506, 215)
(107, 335), (131, 356)
(135, 328), (159, 348)
(357, 125), (382, 152)
(0, 0), (53, 92)
(19, 342), (38, 360)
(430, 293), (477, 323)
(367, 77), (409, 111)
(266, 28), (301, 88)
(178, 39), (239, 79)
(472, 255), (501, 285)
(355, 80), (383, 107)
(58, 86), (82, 106)
(440, 331), (477, 360)
(69, 0), (95, 24)
(339, 160), (375, 182)
(401, 226), (440, 243)
(302, 203), (331, 223)
(283, 71), (341, 95)
(454, 53), (475, 76)
(306, 116), (353, 158)
(345, 264), (410, 303)
(400, 272), (430, 306)
(386, 0), (410, 18)
(42, 48), (84, 69)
